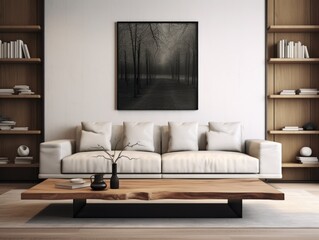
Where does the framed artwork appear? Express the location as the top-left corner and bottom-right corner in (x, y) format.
(117, 22), (198, 110)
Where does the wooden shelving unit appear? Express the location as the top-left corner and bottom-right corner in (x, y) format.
(0, 0), (44, 181)
(266, 0), (319, 181)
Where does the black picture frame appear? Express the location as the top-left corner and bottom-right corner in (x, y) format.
(117, 21), (198, 110)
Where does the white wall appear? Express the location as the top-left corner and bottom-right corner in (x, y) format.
(45, 0), (265, 140)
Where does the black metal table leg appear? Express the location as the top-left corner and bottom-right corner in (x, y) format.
(228, 199), (242, 217)
(73, 199), (86, 217)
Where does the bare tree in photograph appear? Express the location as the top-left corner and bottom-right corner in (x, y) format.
(117, 22), (198, 110)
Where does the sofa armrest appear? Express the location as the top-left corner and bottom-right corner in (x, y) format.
(39, 139), (75, 176)
(245, 139), (282, 177)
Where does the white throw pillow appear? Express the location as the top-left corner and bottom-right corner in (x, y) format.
(123, 122), (154, 152)
(168, 122), (198, 152)
(207, 122), (242, 152)
(79, 122), (112, 152)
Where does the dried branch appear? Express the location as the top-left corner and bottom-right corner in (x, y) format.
(96, 142), (143, 164)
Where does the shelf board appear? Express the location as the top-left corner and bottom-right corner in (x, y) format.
(268, 58), (319, 64)
(282, 163), (319, 168)
(268, 25), (319, 32)
(0, 25), (41, 32)
(268, 95), (319, 99)
(0, 130), (41, 135)
(0, 163), (39, 168)
(0, 58), (41, 63)
(269, 130), (319, 135)
(0, 95), (41, 99)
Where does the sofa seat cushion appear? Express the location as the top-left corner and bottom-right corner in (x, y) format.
(162, 151), (259, 173)
(62, 151), (161, 174)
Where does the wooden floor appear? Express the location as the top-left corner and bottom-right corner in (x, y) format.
(0, 182), (318, 240)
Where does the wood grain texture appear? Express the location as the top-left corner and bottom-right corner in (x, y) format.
(1, 228), (319, 240)
(268, 25), (319, 32)
(21, 179), (284, 201)
(268, 95), (319, 99)
(0, 25), (41, 32)
(282, 163), (319, 168)
(269, 58), (319, 63)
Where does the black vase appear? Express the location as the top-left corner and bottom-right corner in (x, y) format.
(110, 163), (119, 189)
(90, 174), (107, 191)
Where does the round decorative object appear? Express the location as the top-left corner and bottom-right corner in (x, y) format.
(17, 145), (30, 157)
(303, 122), (316, 131)
(300, 147), (312, 157)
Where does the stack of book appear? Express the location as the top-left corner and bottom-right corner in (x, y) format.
(14, 156), (33, 164)
(280, 90), (296, 95)
(0, 116), (16, 130)
(282, 126), (303, 131)
(13, 85), (34, 95)
(296, 88), (318, 95)
(0, 157), (9, 164)
(55, 180), (90, 189)
(0, 40), (30, 59)
(277, 40), (309, 58)
(296, 156), (319, 164)
(0, 89), (14, 95)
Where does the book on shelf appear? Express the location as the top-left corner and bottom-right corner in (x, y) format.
(11, 127), (29, 131)
(280, 90), (296, 95)
(0, 126), (11, 130)
(0, 157), (9, 164)
(13, 85), (34, 95)
(282, 126), (303, 131)
(277, 39), (309, 59)
(0, 89), (14, 95)
(296, 88), (318, 95)
(55, 181), (90, 190)
(0, 120), (16, 126)
(0, 40), (30, 59)
(0, 116), (18, 130)
(296, 156), (319, 164)
(14, 156), (33, 164)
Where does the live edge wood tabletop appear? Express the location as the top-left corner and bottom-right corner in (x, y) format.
(21, 178), (284, 201)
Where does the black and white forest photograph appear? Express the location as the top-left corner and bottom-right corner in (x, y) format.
(117, 22), (198, 110)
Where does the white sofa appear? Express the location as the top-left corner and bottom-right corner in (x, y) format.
(39, 125), (282, 179)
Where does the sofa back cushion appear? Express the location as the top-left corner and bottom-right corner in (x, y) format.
(78, 122), (112, 152)
(123, 122), (155, 152)
(162, 125), (209, 153)
(75, 125), (162, 153)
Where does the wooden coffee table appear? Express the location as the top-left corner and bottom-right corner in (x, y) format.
(21, 178), (284, 218)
